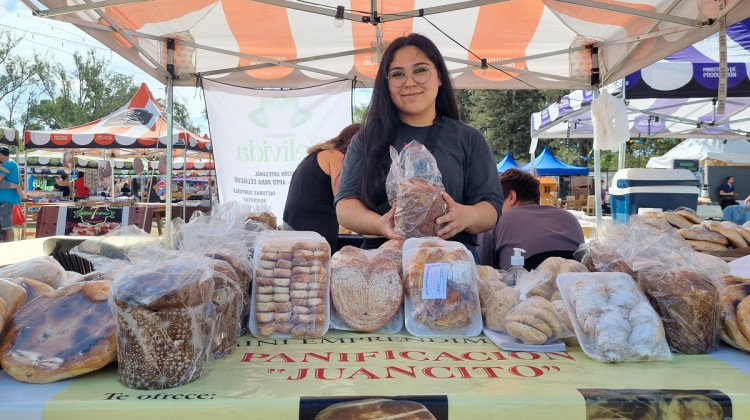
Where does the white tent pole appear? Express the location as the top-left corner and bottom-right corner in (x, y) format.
(182, 143), (187, 219)
(618, 78), (627, 170)
(592, 90), (602, 225)
(165, 77), (174, 239)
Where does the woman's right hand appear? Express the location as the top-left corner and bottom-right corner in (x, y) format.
(379, 206), (405, 240)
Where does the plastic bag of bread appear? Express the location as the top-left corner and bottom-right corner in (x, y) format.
(71, 225), (162, 268)
(530, 257), (589, 300)
(1, 280), (116, 383)
(250, 231), (330, 338)
(402, 237), (482, 337)
(575, 215), (697, 274)
(557, 272), (671, 362)
(108, 257), (216, 389)
(209, 259), (244, 357)
(329, 245), (404, 334)
(502, 270), (572, 344)
(385, 140), (447, 237)
(635, 267), (720, 354)
(0, 255), (67, 289)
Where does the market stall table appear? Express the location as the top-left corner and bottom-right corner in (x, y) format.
(0, 330), (749, 419)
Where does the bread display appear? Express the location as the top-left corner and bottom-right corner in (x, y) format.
(402, 238), (482, 337)
(314, 398), (436, 420)
(0, 280), (116, 383)
(251, 231), (330, 338)
(636, 269), (719, 354)
(329, 246), (403, 333)
(109, 260), (216, 389)
(557, 272), (671, 362)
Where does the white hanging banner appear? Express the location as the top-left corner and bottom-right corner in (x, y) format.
(204, 80), (352, 219)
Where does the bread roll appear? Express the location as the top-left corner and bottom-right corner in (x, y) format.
(705, 221), (748, 248)
(0, 279), (26, 319)
(0, 281), (116, 383)
(686, 240), (729, 252)
(677, 228), (729, 245)
(675, 209), (704, 225)
(655, 212), (693, 229)
(314, 399), (436, 420)
(0, 256), (67, 289)
(720, 283), (750, 351)
(14, 278), (54, 305)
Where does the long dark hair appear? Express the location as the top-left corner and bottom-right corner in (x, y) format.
(359, 33), (460, 211)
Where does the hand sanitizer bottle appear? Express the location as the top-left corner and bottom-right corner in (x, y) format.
(507, 247), (527, 287)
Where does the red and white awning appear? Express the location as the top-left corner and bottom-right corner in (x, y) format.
(24, 1), (750, 90)
(24, 83), (211, 154)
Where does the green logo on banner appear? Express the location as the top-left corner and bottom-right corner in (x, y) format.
(247, 97), (311, 128)
(73, 207), (117, 224)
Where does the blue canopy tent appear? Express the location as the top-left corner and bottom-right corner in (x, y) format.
(520, 146), (589, 176)
(496, 153), (521, 173)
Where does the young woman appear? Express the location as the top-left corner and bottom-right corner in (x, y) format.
(283, 123), (360, 250)
(335, 34), (503, 261)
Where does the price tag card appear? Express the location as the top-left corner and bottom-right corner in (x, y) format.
(422, 263), (449, 299)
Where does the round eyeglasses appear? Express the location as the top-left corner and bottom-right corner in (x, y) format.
(386, 66), (433, 88)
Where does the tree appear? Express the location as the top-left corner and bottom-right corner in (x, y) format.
(0, 28), (46, 137)
(155, 98), (201, 134)
(26, 49), (137, 130)
(456, 89), (568, 164)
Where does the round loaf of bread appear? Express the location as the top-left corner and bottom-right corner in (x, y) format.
(314, 399), (436, 420)
(678, 228), (729, 245)
(686, 239), (729, 252)
(655, 212), (693, 229)
(0, 280), (116, 383)
(705, 221), (748, 248)
(110, 263), (215, 389)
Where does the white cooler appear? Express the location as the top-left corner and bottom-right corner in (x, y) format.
(609, 168), (699, 224)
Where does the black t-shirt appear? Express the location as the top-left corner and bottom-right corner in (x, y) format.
(336, 117), (504, 248)
(283, 150), (339, 249)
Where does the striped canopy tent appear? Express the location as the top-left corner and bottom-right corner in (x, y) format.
(0, 127), (20, 147)
(496, 152), (521, 174)
(24, 83), (212, 157)
(23, 1), (750, 91)
(531, 17), (750, 141)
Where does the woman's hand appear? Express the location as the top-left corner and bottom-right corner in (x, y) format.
(379, 206), (405, 240)
(435, 192), (471, 239)
(435, 192), (498, 238)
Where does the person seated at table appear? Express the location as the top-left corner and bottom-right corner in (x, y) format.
(282, 123), (361, 250)
(478, 169), (585, 270)
(53, 174), (72, 198)
(74, 170), (91, 201)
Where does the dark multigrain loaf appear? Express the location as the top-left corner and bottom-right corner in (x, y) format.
(110, 266), (215, 389)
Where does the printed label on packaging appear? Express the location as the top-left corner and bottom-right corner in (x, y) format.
(422, 263), (448, 299)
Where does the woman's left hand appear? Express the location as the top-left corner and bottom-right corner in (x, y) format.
(435, 192), (471, 239)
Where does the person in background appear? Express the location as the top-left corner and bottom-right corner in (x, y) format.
(0, 146), (22, 242)
(334, 33), (502, 261)
(719, 176), (739, 209)
(74, 170), (91, 201)
(54, 174), (72, 198)
(283, 123), (361, 250)
(119, 180), (131, 197)
(478, 169), (585, 270)
(148, 182), (162, 203)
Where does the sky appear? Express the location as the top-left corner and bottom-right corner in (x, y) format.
(0, 1), (371, 137)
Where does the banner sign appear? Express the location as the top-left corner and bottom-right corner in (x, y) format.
(1, 331), (749, 419)
(203, 80), (352, 223)
(56, 206), (128, 236)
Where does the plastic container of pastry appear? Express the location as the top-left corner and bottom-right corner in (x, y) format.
(329, 246), (404, 334)
(401, 237), (482, 337)
(556, 272), (672, 363)
(250, 230), (331, 338)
